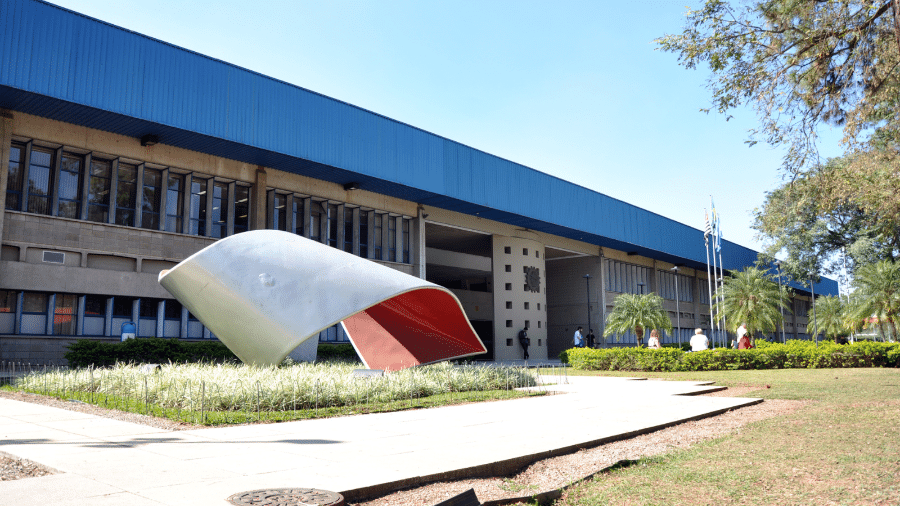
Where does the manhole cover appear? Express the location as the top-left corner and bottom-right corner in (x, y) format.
(227, 488), (344, 506)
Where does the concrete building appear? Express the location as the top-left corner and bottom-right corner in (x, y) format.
(0, 0), (837, 365)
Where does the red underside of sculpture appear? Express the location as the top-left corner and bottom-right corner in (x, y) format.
(342, 288), (487, 371)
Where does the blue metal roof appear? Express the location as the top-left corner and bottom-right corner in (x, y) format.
(0, 0), (837, 296)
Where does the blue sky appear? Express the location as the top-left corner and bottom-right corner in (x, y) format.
(49, 0), (843, 251)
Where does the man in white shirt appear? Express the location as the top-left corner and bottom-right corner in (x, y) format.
(573, 327), (584, 347)
(690, 328), (709, 351)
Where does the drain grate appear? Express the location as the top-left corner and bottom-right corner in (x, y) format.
(227, 488), (344, 506)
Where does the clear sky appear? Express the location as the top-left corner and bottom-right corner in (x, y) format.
(49, 0), (843, 252)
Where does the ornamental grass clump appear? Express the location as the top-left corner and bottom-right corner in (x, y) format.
(13, 361), (539, 415)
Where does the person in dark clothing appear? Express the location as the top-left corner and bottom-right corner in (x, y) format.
(518, 326), (530, 360)
(587, 329), (596, 348)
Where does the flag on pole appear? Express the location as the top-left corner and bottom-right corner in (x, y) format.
(710, 197), (721, 253)
(715, 212), (722, 253)
(704, 210), (712, 244)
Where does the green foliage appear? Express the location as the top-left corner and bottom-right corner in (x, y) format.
(603, 293), (673, 344)
(315, 343), (361, 362)
(563, 340), (900, 372)
(65, 338), (237, 368)
(808, 295), (847, 341)
(656, 0), (900, 174)
(713, 266), (790, 340)
(848, 260), (900, 339)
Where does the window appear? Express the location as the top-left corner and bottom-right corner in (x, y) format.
(27, 147), (54, 215)
(188, 177), (208, 236)
(373, 213), (383, 259)
(344, 208), (354, 253)
(523, 248), (528, 255)
(21, 292), (48, 335)
(85, 158), (112, 222)
(292, 198), (305, 237)
(505, 283), (512, 291)
(309, 202), (323, 242)
(504, 246), (511, 254)
(269, 192), (287, 231)
(53, 293), (77, 335)
(141, 168), (162, 230)
(83, 295), (106, 336)
(165, 173), (184, 233)
(234, 185), (250, 234)
(524, 302), (529, 310)
(506, 320), (513, 327)
(112, 297), (133, 318)
(138, 298), (158, 337)
(115, 163), (137, 227)
(5, 141), (24, 210)
(606, 260), (651, 294)
(506, 301), (512, 309)
(359, 210), (369, 258)
(388, 216), (397, 262)
(326, 203), (338, 248)
(163, 299), (182, 338)
(402, 218), (411, 263)
(210, 181), (228, 238)
(57, 153), (83, 219)
(0, 290), (16, 334)
(505, 265), (511, 272)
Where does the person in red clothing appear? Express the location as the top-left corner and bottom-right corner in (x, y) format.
(737, 323), (753, 349)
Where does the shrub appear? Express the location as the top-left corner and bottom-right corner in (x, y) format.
(316, 343), (361, 363)
(562, 340), (900, 373)
(65, 338), (239, 368)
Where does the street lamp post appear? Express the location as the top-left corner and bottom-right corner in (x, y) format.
(584, 274), (591, 348)
(775, 261), (785, 344)
(671, 266), (681, 346)
(636, 282), (645, 347)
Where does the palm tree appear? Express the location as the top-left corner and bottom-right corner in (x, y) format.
(847, 260), (900, 341)
(807, 295), (846, 342)
(603, 293), (672, 346)
(713, 266), (791, 343)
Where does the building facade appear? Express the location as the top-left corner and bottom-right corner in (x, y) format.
(0, 0), (837, 365)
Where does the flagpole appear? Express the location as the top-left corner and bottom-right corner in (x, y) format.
(709, 196), (721, 348)
(717, 246), (727, 347)
(704, 209), (716, 348)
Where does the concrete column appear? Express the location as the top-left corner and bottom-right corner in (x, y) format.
(46, 293), (56, 335)
(134, 164), (145, 229)
(251, 166), (267, 230)
(76, 295), (85, 336)
(105, 297), (114, 337)
(598, 251), (607, 345)
(0, 110), (14, 241)
(14, 291), (23, 335)
(159, 168), (169, 232)
(79, 153), (92, 221)
(416, 207), (426, 279)
(180, 306), (188, 340)
(156, 300), (165, 338)
(226, 182), (236, 237)
(107, 159), (119, 225)
(182, 173), (192, 234)
(336, 204), (346, 250)
(50, 147), (63, 217)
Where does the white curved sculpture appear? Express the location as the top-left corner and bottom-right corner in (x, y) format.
(158, 230), (486, 370)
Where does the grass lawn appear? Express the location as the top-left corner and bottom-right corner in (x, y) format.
(546, 368), (900, 505)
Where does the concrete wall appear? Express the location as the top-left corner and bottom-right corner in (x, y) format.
(491, 235), (548, 361)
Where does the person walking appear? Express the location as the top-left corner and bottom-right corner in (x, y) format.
(573, 326), (584, 348)
(690, 328), (709, 351)
(587, 329), (596, 348)
(518, 326), (531, 360)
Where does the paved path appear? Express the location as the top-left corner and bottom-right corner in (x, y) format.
(0, 376), (760, 505)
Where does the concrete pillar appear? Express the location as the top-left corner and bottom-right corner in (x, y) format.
(416, 207), (426, 279)
(252, 166), (267, 230)
(0, 110), (14, 241)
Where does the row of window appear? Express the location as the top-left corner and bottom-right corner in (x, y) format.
(6, 139), (414, 264)
(0, 290), (348, 342)
(605, 260), (712, 304)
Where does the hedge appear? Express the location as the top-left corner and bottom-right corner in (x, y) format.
(65, 339), (361, 368)
(560, 340), (900, 372)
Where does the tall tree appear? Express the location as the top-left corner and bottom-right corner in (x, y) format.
(753, 155), (899, 280)
(807, 295), (847, 341)
(656, 1), (900, 174)
(603, 293), (673, 346)
(847, 260), (900, 339)
(713, 266), (791, 342)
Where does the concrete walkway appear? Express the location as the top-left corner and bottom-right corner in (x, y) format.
(0, 376), (760, 505)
